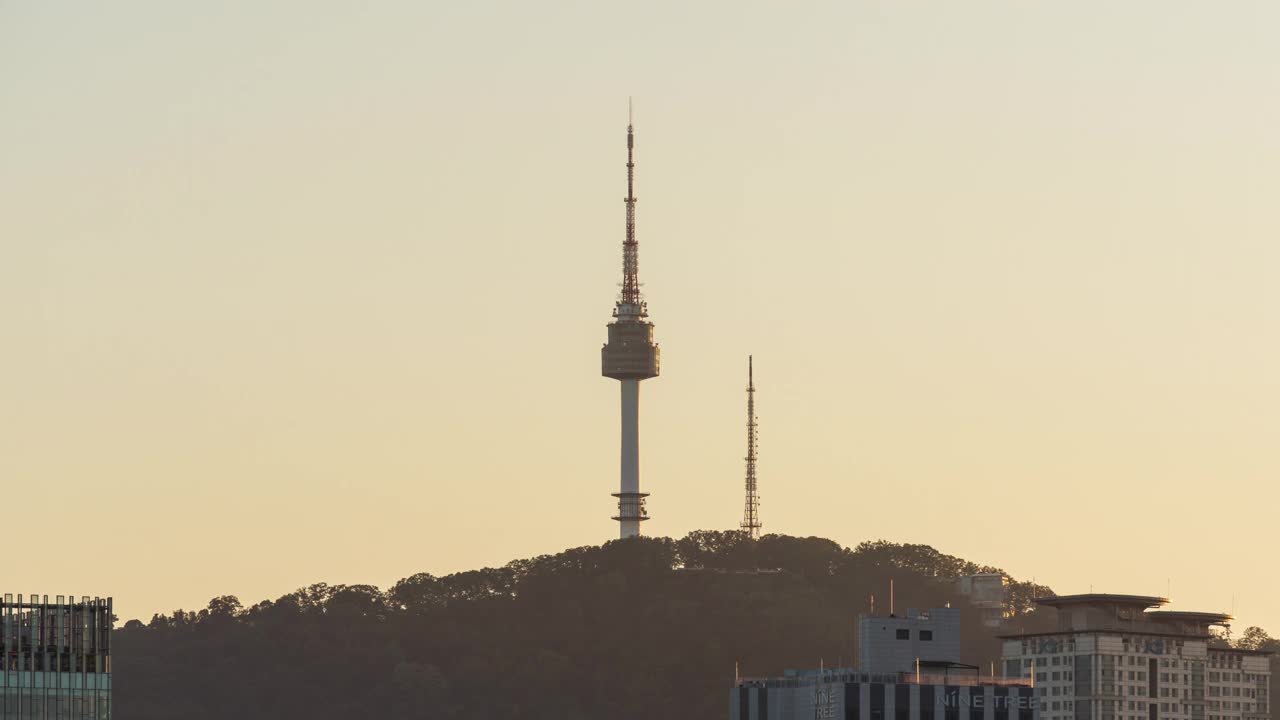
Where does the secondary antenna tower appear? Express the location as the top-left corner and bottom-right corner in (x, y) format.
(741, 356), (761, 539)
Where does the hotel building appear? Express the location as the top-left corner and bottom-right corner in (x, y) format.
(1000, 595), (1269, 720)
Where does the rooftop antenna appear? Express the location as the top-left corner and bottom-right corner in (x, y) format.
(740, 356), (762, 539)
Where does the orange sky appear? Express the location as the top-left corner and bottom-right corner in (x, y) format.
(2, 1), (1277, 628)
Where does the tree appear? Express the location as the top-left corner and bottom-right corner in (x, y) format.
(1237, 626), (1277, 651)
(110, 531), (1087, 720)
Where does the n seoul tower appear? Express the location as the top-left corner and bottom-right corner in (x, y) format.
(601, 106), (660, 539)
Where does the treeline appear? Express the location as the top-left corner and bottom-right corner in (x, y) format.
(110, 531), (1262, 720)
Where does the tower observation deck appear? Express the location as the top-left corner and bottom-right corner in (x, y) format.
(601, 111), (660, 539)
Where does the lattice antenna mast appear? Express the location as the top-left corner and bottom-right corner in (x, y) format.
(618, 99), (645, 316)
(741, 355), (761, 539)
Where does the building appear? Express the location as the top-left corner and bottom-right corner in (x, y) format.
(956, 574), (1010, 628)
(734, 667), (1037, 720)
(600, 110), (661, 540)
(0, 594), (112, 719)
(1000, 594), (1271, 720)
(735, 608), (1035, 720)
(860, 607), (963, 675)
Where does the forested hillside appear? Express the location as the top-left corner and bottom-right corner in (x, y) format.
(112, 531), (1275, 720)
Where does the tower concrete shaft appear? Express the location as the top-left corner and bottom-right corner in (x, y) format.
(741, 356), (761, 539)
(616, 379), (643, 538)
(602, 113), (659, 540)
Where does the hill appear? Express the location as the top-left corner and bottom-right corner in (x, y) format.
(112, 531), (1273, 720)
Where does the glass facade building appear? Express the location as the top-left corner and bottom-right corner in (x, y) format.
(0, 595), (111, 719)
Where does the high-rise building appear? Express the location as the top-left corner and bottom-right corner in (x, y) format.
(601, 109), (660, 539)
(0, 594), (112, 719)
(1000, 594), (1271, 720)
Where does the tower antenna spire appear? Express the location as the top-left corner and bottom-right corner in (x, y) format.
(741, 355), (761, 539)
(620, 101), (641, 309)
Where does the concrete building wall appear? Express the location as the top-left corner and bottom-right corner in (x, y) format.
(861, 608), (962, 674)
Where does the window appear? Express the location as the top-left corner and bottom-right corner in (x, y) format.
(921, 630), (933, 641)
(897, 629), (909, 640)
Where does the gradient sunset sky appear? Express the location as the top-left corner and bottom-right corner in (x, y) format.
(2, 1), (1277, 627)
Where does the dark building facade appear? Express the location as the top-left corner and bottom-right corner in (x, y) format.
(0, 595), (111, 719)
(733, 669), (1037, 720)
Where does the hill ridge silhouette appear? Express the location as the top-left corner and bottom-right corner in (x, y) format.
(115, 531), (1274, 720)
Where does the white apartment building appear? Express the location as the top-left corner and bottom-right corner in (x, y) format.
(1000, 595), (1270, 720)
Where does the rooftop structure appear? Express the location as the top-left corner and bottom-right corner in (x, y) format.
(1028, 595), (1193, 635)
(740, 356), (761, 540)
(860, 607), (962, 675)
(957, 574), (1010, 628)
(601, 105), (660, 539)
(0, 594), (112, 719)
(1144, 613), (1235, 637)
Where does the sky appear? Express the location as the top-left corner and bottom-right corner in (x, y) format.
(1, 1), (1277, 627)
